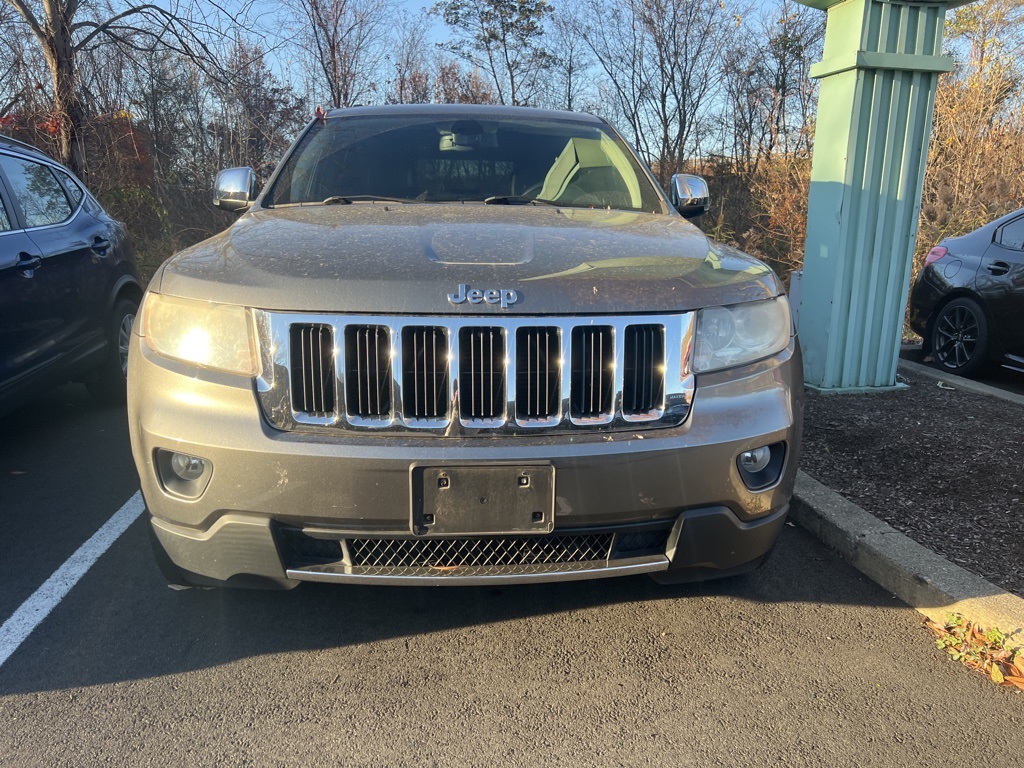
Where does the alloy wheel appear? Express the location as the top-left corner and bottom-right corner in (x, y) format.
(118, 313), (135, 376)
(934, 305), (979, 370)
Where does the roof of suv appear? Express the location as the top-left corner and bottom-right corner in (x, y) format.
(0, 134), (53, 161)
(325, 104), (606, 124)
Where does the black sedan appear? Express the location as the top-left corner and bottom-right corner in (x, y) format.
(909, 209), (1024, 377)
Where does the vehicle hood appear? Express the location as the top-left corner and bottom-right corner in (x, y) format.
(155, 205), (782, 314)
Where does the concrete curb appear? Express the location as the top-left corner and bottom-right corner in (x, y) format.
(898, 358), (1024, 407)
(791, 470), (1024, 639)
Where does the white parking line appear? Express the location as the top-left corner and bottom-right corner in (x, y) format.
(0, 491), (145, 670)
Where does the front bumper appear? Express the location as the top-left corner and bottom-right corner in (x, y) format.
(129, 336), (803, 587)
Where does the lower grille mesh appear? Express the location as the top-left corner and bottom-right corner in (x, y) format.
(279, 525), (673, 579)
(349, 534), (614, 569)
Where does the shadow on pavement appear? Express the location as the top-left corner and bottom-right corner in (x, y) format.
(0, 512), (900, 695)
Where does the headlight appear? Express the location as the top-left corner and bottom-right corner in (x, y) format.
(139, 293), (258, 376)
(693, 297), (791, 373)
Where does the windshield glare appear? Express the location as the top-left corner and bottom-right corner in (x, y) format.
(267, 113), (667, 213)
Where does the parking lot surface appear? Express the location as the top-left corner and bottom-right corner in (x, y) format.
(1, 386), (1021, 766)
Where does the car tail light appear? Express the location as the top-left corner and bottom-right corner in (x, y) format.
(924, 246), (948, 266)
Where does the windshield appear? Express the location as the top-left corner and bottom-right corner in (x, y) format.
(266, 112), (668, 213)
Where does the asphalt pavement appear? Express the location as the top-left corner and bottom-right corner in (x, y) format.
(0, 385), (1021, 767)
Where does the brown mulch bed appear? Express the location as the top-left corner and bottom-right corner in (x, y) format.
(800, 367), (1024, 599)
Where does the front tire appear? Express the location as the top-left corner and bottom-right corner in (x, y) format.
(87, 298), (138, 405)
(929, 297), (989, 378)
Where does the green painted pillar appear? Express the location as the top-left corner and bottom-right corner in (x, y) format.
(795, 0), (973, 391)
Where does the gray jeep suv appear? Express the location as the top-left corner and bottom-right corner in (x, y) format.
(127, 105), (803, 589)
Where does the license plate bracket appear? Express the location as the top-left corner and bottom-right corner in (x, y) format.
(411, 465), (555, 536)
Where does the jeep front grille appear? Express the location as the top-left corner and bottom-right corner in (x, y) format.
(257, 313), (695, 435)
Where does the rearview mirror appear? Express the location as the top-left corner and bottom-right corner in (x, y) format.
(670, 174), (709, 219)
(213, 167), (258, 212)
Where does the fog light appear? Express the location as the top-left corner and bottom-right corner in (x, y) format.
(156, 449), (213, 499)
(736, 442), (786, 491)
(739, 446), (771, 473)
(170, 452), (206, 481)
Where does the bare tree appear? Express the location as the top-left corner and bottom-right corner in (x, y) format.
(286, 0), (391, 108)
(579, 0), (736, 182)
(579, 2), (647, 150)
(0, 2), (32, 118)
(717, 2), (822, 175)
(211, 38), (306, 177)
(384, 12), (434, 104)
(434, 59), (499, 104)
(948, 0), (1024, 69)
(546, 2), (593, 111)
(2, 1), (248, 178)
(432, 0), (553, 106)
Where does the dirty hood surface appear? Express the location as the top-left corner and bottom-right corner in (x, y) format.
(156, 204), (781, 314)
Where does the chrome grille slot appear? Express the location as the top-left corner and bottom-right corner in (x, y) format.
(289, 323), (335, 416)
(623, 325), (665, 415)
(258, 312), (695, 435)
(459, 327), (506, 421)
(402, 326), (449, 420)
(516, 327), (560, 421)
(344, 325), (391, 419)
(571, 326), (614, 420)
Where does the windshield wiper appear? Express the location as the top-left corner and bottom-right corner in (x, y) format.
(323, 194), (422, 205)
(483, 195), (560, 206)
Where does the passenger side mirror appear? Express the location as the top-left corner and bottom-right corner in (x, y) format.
(213, 167), (258, 212)
(670, 174), (709, 219)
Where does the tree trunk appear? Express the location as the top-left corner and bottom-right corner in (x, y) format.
(40, 1), (87, 178)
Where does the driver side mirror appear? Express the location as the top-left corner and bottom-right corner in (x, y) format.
(213, 167), (258, 212)
(670, 174), (709, 219)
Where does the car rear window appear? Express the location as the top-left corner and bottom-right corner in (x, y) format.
(0, 195), (10, 231)
(0, 155), (73, 228)
(999, 217), (1024, 250)
(55, 168), (85, 207)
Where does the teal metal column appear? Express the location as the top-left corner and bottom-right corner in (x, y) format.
(795, 0), (971, 391)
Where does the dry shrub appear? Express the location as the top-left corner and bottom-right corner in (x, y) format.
(692, 153), (811, 284)
(745, 153), (812, 275)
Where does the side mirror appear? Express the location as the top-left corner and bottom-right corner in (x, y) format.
(213, 167), (258, 212)
(670, 174), (709, 219)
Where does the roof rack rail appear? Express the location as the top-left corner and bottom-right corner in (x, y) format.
(0, 133), (52, 159)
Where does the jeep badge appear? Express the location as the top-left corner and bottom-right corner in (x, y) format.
(447, 284), (519, 309)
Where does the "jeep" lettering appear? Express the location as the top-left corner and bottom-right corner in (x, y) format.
(447, 284), (519, 310)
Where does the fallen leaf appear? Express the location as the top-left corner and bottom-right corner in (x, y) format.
(1003, 675), (1024, 691)
(991, 664), (1005, 684)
